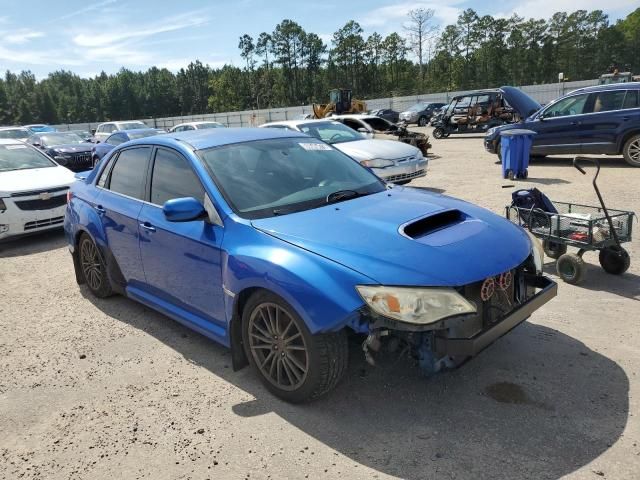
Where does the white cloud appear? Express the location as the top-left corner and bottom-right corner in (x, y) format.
(496, 0), (635, 20)
(72, 10), (210, 48)
(0, 45), (82, 66)
(57, 0), (118, 21)
(360, 1), (464, 31)
(4, 30), (44, 45)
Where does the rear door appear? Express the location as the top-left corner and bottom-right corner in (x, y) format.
(95, 146), (151, 287)
(579, 89), (628, 154)
(138, 147), (226, 329)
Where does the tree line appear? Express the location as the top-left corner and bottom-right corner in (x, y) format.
(0, 8), (638, 125)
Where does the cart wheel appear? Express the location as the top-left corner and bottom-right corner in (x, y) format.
(507, 170), (515, 181)
(433, 128), (445, 139)
(599, 246), (630, 275)
(556, 253), (586, 285)
(543, 240), (567, 259)
(522, 169), (528, 179)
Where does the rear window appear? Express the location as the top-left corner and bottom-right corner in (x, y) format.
(0, 129), (30, 139)
(591, 91), (626, 113)
(622, 90), (639, 109)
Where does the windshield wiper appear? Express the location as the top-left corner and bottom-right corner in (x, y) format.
(326, 189), (363, 204)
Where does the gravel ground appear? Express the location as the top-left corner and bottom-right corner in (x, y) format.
(1, 128), (639, 480)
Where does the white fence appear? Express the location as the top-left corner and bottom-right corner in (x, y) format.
(53, 79), (599, 132)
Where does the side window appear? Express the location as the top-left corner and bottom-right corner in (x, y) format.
(173, 126), (184, 132)
(107, 147), (151, 200)
(543, 94), (589, 118)
(591, 91), (626, 113)
(107, 133), (126, 146)
(150, 148), (205, 206)
(342, 119), (362, 131)
(97, 125), (105, 133)
(622, 90), (639, 110)
(97, 155), (116, 188)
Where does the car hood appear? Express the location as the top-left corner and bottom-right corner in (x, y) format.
(499, 86), (541, 118)
(251, 187), (531, 286)
(334, 139), (419, 161)
(0, 166), (75, 195)
(47, 143), (94, 154)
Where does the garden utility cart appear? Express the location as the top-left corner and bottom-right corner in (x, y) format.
(506, 157), (634, 285)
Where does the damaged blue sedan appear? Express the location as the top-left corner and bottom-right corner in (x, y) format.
(64, 128), (556, 402)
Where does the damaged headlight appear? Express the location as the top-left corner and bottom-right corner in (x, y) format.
(525, 230), (544, 274)
(356, 285), (477, 325)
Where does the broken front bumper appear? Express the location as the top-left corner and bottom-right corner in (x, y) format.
(434, 275), (557, 357)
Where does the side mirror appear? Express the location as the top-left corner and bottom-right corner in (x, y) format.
(162, 197), (206, 222)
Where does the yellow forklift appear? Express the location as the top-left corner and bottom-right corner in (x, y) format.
(312, 89), (367, 118)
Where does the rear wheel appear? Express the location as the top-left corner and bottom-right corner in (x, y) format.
(242, 290), (348, 403)
(556, 253), (586, 285)
(433, 127), (445, 139)
(543, 240), (567, 259)
(79, 233), (113, 298)
(622, 134), (640, 167)
(599, 246), (630, 275)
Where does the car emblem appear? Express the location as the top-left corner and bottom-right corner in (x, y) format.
(480, 277), (495, 302)
(39, 192), (52, 200)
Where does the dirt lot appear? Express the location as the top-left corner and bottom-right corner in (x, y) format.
(1, 129), (639, 480)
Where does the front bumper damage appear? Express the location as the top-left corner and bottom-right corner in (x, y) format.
(353, 267), (557, 375)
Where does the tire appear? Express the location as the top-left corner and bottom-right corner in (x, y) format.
(599, 246), (630, 275)
(622, 133), (640, 167)
(543, 240), (567, 259)
(78, 233), (113, 298)
(433, 127), (445, 139)
(418, 116), (428, 127)
(507, 170), (515, 181)
(242, 290), (348, 403)
(556, 253), (586, 285)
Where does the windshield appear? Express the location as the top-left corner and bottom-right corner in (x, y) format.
(120, 122), (147, 130)
(407, 103), (427, 112)
(0, 144), (56, 172)
(197, 122), (224, 129)
(39, 132), (84, 147)
(198, 137), (385, 219)
(295, 121), (364, 144)
(0, 129), (30, 139)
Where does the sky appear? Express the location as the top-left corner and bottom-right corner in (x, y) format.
(0, 0), (636, 79)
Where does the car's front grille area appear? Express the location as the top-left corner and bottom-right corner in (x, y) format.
(24, 216), (64, 231)
(385, 169), (426, 183)
(65, 152), (93, 170)
(15, 194), (67, 211)
(10, 186), (68, 197)
(461, 268), (520, 329)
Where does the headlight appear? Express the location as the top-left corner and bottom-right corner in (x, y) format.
(360, 158), (395, 168)
(54, 154), (70, 165)
(525, 230), (544, 274)
(356, 285), (477, 325)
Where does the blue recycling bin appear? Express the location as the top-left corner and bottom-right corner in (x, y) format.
(500, 129), (537, 180)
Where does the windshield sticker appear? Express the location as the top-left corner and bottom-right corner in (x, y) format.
(299, 143), (332, 151)
(5, 145), (27, 149)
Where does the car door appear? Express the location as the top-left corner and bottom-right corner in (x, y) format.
(527, 93), (591, 155)
(579, 89), (631, 154)
(138, 147), (226, 329)
(95, 146), (151, 287)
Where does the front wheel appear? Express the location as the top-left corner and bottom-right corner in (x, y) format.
(418, 116), (428, 127)
(433, 127), (445, 139)
(242, 291), (348, 403)
(599, 246), (630, 275)
(622, 134), (640, 167)
(556, 253), (586, 285)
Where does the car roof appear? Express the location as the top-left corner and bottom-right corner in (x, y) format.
(98, 120), (147, 126)
(570, 81), (640, 95)
(0, 138), (26, 145)
(124, 127), (309, 150)
(262, 119), (343, 128)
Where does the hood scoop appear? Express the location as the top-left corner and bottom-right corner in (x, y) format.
(402, 209), (466, 239)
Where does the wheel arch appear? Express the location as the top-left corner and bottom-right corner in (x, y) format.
(618, 129), (640, 154)
(73, 226), (126, 294)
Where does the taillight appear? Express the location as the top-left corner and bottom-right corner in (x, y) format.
(66, 191), (73, 203)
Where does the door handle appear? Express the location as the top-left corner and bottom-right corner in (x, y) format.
(94, 205), (105, 214)
(622, 116), (630, 121)
(139, 222), (156, 233)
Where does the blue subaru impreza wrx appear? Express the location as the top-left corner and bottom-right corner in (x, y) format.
(64, 128), (556, 402)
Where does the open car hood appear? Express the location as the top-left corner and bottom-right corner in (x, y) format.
(251, 187), (531, 287)
(499, 86), (542, 118)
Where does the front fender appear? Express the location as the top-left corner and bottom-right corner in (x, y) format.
(222, 221), (374, 334)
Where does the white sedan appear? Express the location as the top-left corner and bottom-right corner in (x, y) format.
(261, 119), (427, 184)
(0, 139), (76, 240)
(169, 121), (226, 132)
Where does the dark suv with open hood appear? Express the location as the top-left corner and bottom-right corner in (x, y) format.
(485, 83), (640, 167)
